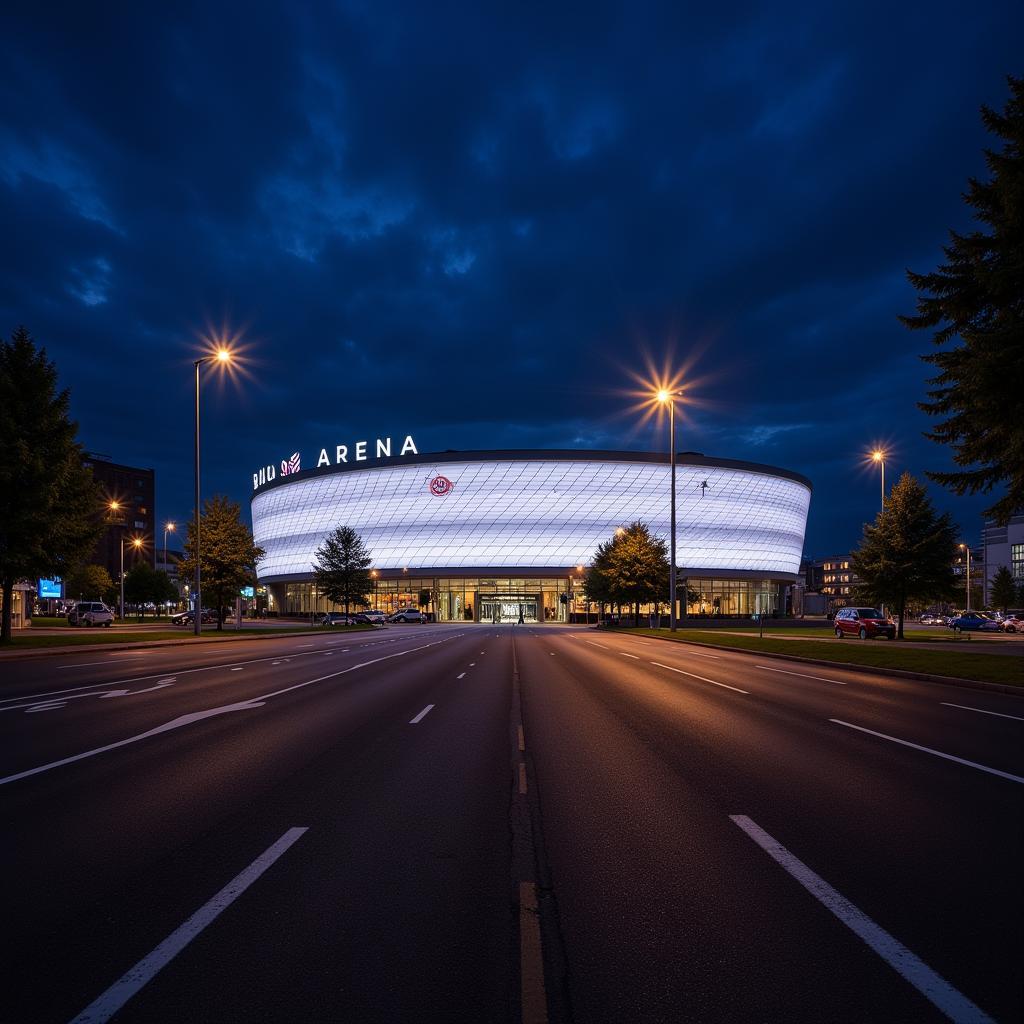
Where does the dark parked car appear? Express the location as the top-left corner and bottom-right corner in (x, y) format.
(833, 607), (896, 640)
(171, 609), (215, 626)
(388, 609), (426, 623)
(948, 613), (1001, 633)
(318, 612), (358, 626)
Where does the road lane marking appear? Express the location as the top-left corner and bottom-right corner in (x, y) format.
(470, 661), (476, 666)
(755, 664), (847, 685)
(678, 649), (720, 659)
(0, 681), (143, 705)
(729, 815), (994, 1023)
(56, 659), (145, 670)
(586, 641), (608, 649)
(409, 704), (435, 724)
(1, 635), (465, 786)
(830, 719), (1024, 784)
(619, 652), (639, 659)
(518, 725), (525, 751)
(0, 701), (266, 786)
(230, 667), (243, 672)
(519, 881), (549, 1024)
(518, 762), (528, 793)
(457, 672), (466, 679)
(941, 702), (1024, 723)
(649, 662), (748, 694)
(69, 827), (308, 1024)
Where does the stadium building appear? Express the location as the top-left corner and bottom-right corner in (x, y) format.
(250, 447), (811, 622)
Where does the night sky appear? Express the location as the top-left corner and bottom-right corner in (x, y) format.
(2, 3), (1020, 556)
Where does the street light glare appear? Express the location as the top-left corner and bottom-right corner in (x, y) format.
(872, 449), (884, 462)
(216, 348), (231, 363)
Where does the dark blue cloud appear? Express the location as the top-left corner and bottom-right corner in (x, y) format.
(1, 1), (1020, 555)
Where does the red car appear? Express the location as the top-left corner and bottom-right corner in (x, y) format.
(833, 606), (896, 640)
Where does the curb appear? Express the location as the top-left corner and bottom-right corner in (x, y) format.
(0, 628), (349, 661)
(605, 629), (1024, 697)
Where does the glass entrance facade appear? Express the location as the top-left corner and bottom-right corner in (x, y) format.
(281, 576), (570, 622)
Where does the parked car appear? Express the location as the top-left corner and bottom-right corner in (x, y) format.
(67, 601), (114, 627)
(1001, 615), (1022, 633)
(948, 613), (1002, 633)
(833, 607), (896, 640)
(362, 610), (386, 625)
(919, 613), (944, 625)
(318, 612), (358, 626)
(170, 608), (215, 626)
(388, 609), (426, 623)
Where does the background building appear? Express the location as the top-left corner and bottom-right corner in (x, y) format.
(982, 514), (1024, 606)
(817, 555), (860, 612)
(83, 454), (156, 582)
(251, 449), (811, 622)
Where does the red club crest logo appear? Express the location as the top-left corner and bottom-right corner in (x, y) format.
(280, 452), (301, 476)
(428, 473), (454, 497)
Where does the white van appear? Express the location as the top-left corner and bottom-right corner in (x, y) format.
(68, 602), (114, 627)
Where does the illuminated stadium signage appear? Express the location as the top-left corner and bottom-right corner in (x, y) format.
(253, 434), (418, 490)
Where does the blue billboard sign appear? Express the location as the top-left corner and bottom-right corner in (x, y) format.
(38, 578), (63, 599)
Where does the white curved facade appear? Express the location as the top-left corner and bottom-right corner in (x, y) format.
(251, 454), (810, 580)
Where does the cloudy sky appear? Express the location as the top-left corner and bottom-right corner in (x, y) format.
(1, 2), (1019, 555)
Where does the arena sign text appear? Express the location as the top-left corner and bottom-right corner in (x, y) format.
(253, 434), (418, 490)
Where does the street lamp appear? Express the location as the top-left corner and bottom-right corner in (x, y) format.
(193, 347), (233, 636)
(871, 449), (886, 511)
(959, 543), (971, 612)
(120, 536), (142, 620)
(163, 521), (175, 569)
(656, 388), (684, 631)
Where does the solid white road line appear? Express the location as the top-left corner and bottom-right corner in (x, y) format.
(754, 664), (847, 685)
(69, 827), (308, 1024)
(729, 815), (994, 1024)
(830, 719), (1024, 784)
(457, 672), (466, 679)
(681, 649), (720, 659)
(941, 702), (1024, 723)
(0, 635), (464, 787)
(649, 662), (749, 694)
(0, 681), (140, 705)
(619, 652), (639, 659)
(409, 704), (434, 724)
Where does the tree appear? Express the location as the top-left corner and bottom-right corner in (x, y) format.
(901, 76), (1024, 526)
(178, 495), (264, 630)
(586, 522), (669, 626)
(310, 525), (372, 618)
(989, 566), (1018, 614)
(123, 563), (178, 619)
(0, 327), (105, 643)
(850, 472), (959, 638)
(64, 563), (116, 605)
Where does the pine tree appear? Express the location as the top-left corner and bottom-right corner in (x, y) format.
(0, 327), (105, 642)
(310, 525), (372, 618)
(850, 472), (959, 638)
(989, 565), (1017, 614)
(178, 495), (264, 630)
(901, 76), (1024, 525)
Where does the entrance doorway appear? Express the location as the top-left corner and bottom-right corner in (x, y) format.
(479, 596), (538, 623)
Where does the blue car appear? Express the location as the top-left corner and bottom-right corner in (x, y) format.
(948, 613), (1001, 633)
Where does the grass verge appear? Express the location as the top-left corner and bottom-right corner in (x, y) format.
(612, 628), (1024, 687)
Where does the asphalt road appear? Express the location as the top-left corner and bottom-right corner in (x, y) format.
(1, 625), (1021, 1022)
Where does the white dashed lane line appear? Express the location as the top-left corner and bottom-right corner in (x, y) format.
(940, 702), (1024, 723)
(619, 652), (639, 659)
(649, 662), (748, 694)
(457, 672), (466, 679)
(409, 705), (434, 724)
(830, 719), (1024, 784)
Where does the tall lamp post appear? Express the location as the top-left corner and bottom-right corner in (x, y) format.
(193, 348), (233, 636)
(163, 521), (175, 569)
(959, 543), (971, 612)
(871, 449), (886, 511)
(120, 536), (142, 620)
(657, 389), (683, 631)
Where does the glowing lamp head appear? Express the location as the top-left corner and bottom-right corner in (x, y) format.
(216, 348), (231, 364)
(656, 389), (671, 404)
(871, 450), (884, 462)
(109, 500), (120, 510)
(132, 538), (142, 549)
